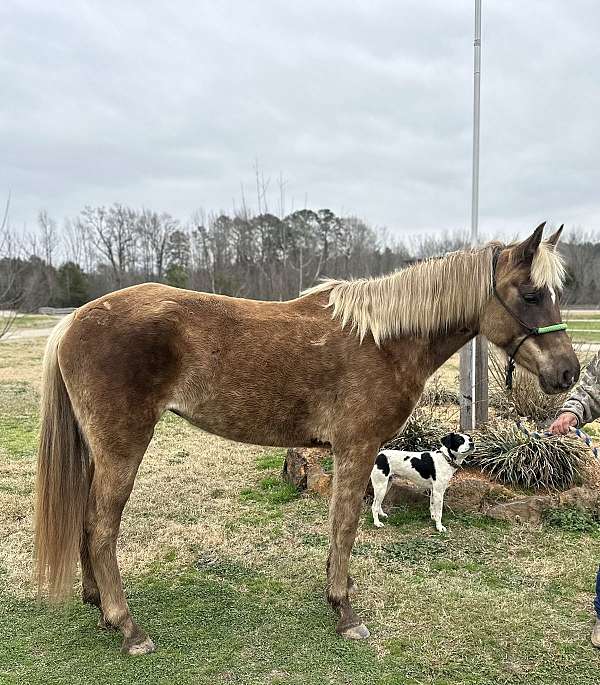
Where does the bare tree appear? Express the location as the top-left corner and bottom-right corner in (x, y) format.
(79, 205), (137, 288)
(137, 210), (178, 281)
(0, 194), (21, 338)
(38, 209), (58, 266)
(561, 227), (600, 304)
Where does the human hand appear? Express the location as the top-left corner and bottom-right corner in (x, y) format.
(549, 412), (578, 435)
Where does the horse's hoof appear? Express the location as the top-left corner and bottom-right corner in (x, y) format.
(340, 623), (370, 640)
(122, 635), (156, 656)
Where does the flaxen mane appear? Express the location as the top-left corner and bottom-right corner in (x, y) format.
(305, 240), (566, 346)
(525, 241), (566, 291)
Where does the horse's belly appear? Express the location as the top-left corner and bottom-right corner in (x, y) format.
(167, 388), (318, 448)
(168, 404), (311, 447)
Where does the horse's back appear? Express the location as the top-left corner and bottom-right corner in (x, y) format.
(55, 283), (351, 446)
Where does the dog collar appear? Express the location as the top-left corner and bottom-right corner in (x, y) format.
(440, 446), (460, 467)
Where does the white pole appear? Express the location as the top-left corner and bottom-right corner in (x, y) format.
(471, 0), (482, 430)
(472, 0), (481, 247)
(460, 0), (487, 431)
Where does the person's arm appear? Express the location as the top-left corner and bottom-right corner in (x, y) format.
(550, 353), (600, 434)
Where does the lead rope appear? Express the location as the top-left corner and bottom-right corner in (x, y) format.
(515, 419), (599, 459)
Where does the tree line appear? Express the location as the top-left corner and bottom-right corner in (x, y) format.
(1, 203), (598, 313)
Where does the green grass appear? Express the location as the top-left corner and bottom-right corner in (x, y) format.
(0, 564), (381, 685)
(564, 314), (600, 343)
(240, 476), (299, 505)
(240, 453), (299, 505)
(3, 517), (600, 685)
(544, 507), (600, 536)
(566, 321), (600, 331)
(6, 314), (62, 330)
(0, 382), (39, 460)
(570, 333), (600, 343)
(0, 415), (38, 459)
(256, 450), (287, 470)
(563, 312), (600, 320)
(321, 456), (334, 473)
(584, 423), (600, 438)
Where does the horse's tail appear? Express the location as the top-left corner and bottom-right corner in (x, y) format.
(34, 313), (90, 599)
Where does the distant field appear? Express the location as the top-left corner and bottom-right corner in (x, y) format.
(563, 311), (600, 344)
(7, 314), (62, 330)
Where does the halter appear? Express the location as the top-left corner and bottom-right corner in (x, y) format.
(491, 248), (568, 390)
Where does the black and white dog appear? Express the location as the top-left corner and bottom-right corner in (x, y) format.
(370, 433), (475, 533)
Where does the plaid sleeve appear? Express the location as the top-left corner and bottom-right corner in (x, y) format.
(559, 353), (600, 425)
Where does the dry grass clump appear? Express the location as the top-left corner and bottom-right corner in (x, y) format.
(471, 420), (589, 490)
(384, 405), (448, 452)
(488, 347), (568, 422)
(421, 374), (459, 406)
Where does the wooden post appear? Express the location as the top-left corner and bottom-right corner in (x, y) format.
(460, 336), (488, 430)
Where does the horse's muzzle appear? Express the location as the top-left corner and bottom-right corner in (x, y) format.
(539, 356), (580, 394)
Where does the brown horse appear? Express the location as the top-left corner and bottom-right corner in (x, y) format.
(34, 223), (578, 654)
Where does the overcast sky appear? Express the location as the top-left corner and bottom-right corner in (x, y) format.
(2, 1), (599, 239)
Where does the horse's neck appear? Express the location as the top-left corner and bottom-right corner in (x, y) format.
(425, 328), (478, 373)
(384, 325), (478, 379)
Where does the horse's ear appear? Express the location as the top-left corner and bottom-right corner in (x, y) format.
(514, 222), (546, 263)
(545, 224), (564, 248)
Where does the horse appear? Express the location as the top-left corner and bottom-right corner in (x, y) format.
(34, 222), (579, 654)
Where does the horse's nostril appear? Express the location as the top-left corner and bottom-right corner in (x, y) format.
(560, 368), (575, 389)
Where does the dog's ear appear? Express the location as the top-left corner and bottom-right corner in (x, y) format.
(442, 433), (463, 453)
(440, 434), (453, 451)
(452, 433), (466, 451)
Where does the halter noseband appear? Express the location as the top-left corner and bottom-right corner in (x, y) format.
(491, 248), (567, 390)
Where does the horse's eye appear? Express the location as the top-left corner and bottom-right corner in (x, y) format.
(521, 292), (540, 304)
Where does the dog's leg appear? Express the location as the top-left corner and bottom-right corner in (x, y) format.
(431, 487), (447, 533)
(379, 479), (391, 519)
(371, 473), (388, 528)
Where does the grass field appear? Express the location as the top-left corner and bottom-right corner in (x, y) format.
(563, 311), (600, 344)
(2, 337), (600, 684)
(6, 314), (62, 330)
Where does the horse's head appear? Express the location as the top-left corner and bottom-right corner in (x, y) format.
(481, 222), (579, 394)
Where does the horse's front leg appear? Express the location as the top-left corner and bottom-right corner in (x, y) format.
(326, 440), (378, 639)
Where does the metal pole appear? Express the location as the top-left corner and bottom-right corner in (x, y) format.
(471, 0), (481, 247)
(460, 0), (488, 431)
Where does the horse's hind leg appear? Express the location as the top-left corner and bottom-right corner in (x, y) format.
(79, 460), (108, 623)
(81, 469), (120, 630)
(86, 440), (153, 655)
(327, 441), (378, 639)
(80, 530), (100, 607)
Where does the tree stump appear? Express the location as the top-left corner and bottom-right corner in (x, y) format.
(282, 447), (333, 496)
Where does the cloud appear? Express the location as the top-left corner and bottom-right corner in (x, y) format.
(1, 0), (599, 239)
